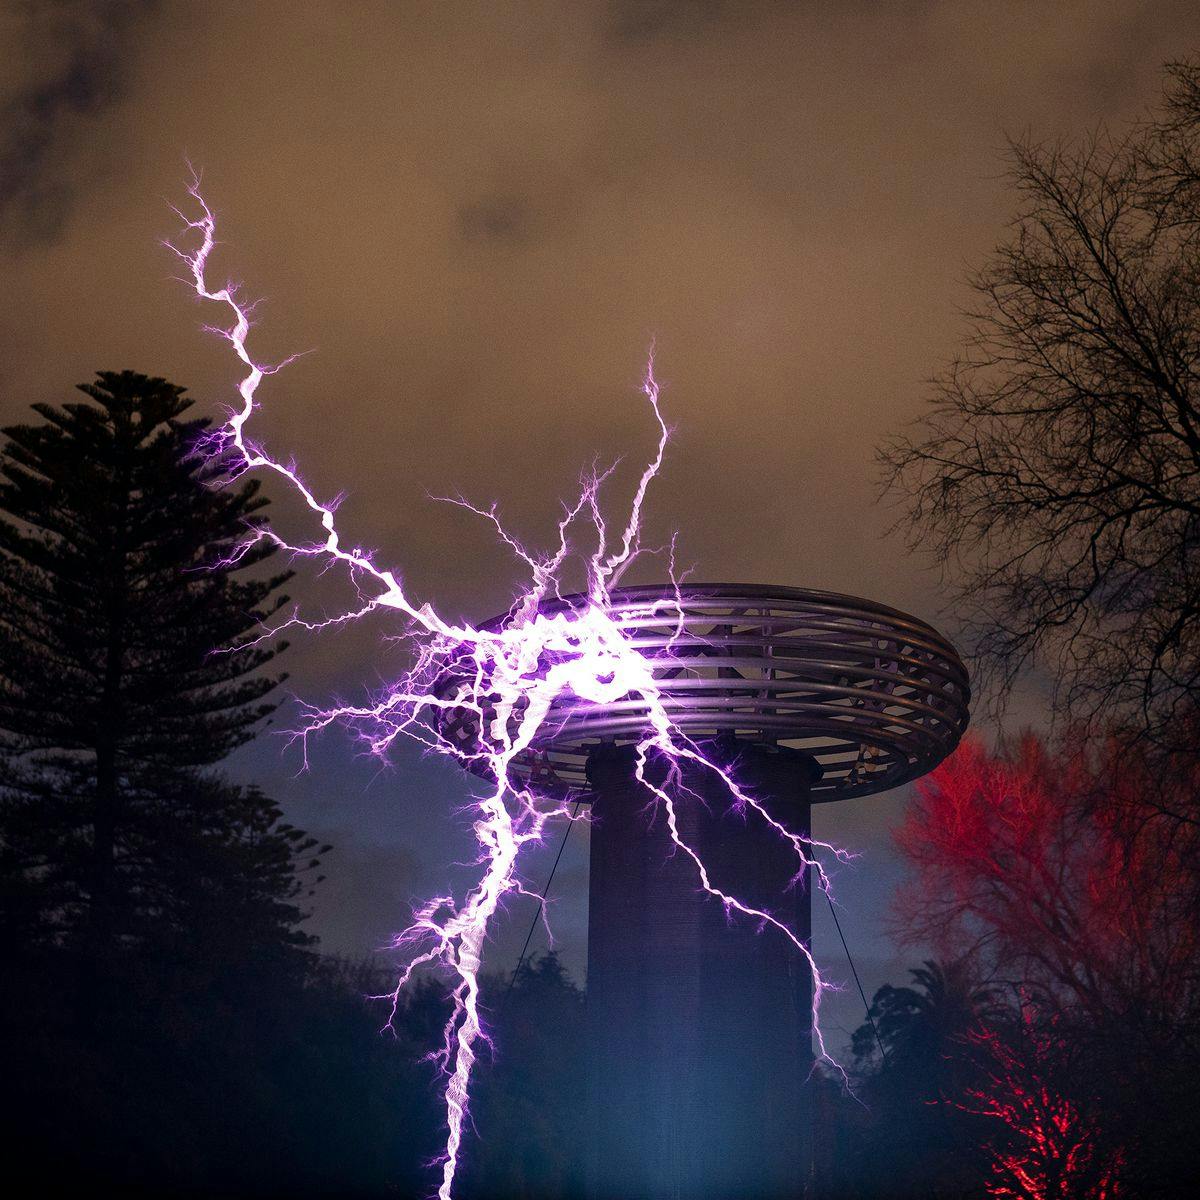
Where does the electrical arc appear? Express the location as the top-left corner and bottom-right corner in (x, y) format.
(167, 175), (967, 1199)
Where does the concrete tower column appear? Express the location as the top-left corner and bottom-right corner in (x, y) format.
(584, 739), (819, 1200)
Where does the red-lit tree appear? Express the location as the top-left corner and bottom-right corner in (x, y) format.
(895, 734), (1200, 1031)
(960, 1005), (1123, 1200)
(894, 733), (1200, 1191)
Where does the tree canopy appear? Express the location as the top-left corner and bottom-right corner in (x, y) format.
(881, 60), (1200, 755)
(0, 369), (301, 958)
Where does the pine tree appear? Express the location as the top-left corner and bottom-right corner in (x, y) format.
(0, 369), (305, 961)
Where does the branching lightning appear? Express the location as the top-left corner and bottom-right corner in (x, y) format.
(167, 174), (850, 1199)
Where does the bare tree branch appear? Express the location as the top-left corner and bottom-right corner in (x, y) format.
(881, 61), (1200, 756)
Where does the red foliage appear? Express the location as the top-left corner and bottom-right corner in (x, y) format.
(894, 733), (1199, 1028)
(960, 1005), (1123, 1200)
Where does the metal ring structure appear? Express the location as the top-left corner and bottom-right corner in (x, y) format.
(437, 584), (970, 803)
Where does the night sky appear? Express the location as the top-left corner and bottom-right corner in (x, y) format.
(3, 0), (1197, 1053)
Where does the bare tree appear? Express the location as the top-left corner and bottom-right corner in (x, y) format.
(881, 60), (1200, 754)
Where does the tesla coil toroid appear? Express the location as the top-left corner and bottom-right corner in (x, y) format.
(440, 583), (968, 801)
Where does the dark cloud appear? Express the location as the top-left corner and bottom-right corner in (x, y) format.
(0, 0), (158, 249)
(605, 0), (734, 45)
(457, 193), (534, 244)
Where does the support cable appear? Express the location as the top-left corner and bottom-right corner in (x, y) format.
(500, 799), (888, 1073)
(500, 796), (584, 1015)
(826, 892), (888, 1065)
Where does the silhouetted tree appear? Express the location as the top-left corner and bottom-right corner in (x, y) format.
(877, 58), (1200, 1190)
(843, 960), (997, 1199)
(462, 952), (587, 1200)
(881, 59), (1200, 759)
(146, 774), (322, 976)
(853, 958), (999, 1079)
(0, 370), (337, 1195)
(0, 370), (297, 961)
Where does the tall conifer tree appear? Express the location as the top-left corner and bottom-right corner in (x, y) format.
(0, 370), (308, 960)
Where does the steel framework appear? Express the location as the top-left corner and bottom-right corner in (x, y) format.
(440, 583), (969, 800)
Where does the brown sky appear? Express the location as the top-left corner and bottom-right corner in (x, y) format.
(3, 0), (1198, 1047)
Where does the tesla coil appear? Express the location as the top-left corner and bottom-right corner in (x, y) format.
(446, 584), (968, 1200)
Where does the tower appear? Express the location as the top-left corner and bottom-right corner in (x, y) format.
(446, 585), (968, 1199)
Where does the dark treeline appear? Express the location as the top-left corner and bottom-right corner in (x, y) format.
(0, 372), (582, 1198)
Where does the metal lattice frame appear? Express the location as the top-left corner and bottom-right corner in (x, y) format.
(439, 584), (969, 802)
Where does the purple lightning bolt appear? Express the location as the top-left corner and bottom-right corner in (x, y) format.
(166, 173), (850, 1199)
